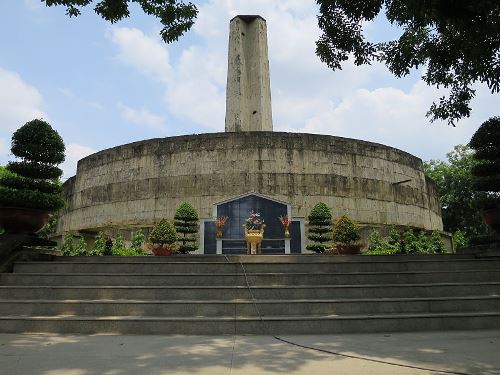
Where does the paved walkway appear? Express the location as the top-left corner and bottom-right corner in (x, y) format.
(0, 330), (499, 375)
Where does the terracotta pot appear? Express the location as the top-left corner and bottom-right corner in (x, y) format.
(152, 246), (176, 256)
(0, 207), (52, 234)
(481, 207), (500, 233)
(335, 244), (362, 255)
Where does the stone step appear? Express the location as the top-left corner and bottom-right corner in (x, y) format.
(2, 270), (499, 286)
(51, 254), (475, 263)
(1, 311), (499, 334)
(14, 258), (500, 274)
(1, 282), (498, 300)
(1, 296), (499, 317)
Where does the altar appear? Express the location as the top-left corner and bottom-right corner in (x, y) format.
(201, 193), (304, 254)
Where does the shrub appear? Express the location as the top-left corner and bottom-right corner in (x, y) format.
(453, 229), (469, 250)
(61, 233), (75, 256)
(90, 231), (106, 256)
(469, 117), (500, 208)
(61, 233), (87, 256)
(306, 202), (332, 253)
(112, 233), (126, 253)
(131, 230), (146, 253)
(0, 119), (65, 212)
(149, 219), (177, 246)
(174, 202), (199, 253)
(365, 227), (447, 255)
(332, 215), (360, 245)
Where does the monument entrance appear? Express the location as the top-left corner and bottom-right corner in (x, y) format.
(202, 193), (303, 254)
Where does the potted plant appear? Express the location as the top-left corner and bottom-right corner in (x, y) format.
(173, 202), (199, 254)
(306, 202), (332, 253)
(148, 219), (178, 256)
(469, 116), (500, 233)
(332, 215), (362, 254)
(0, 119), (65, 233)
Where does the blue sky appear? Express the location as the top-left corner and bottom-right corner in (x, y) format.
(0, 0), (498, 179)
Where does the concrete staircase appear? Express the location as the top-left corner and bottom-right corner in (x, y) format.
(0, 254), (499, 334)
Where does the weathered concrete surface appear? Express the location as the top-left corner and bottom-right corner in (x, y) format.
(225, 15), (273, 132)
(56, 132), (442, 238)
(0, 331), (498, 374)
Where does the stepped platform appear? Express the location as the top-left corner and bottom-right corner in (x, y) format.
(0, 254), (499, 334)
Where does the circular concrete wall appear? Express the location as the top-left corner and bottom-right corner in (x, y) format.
(56, 132), (442, 235)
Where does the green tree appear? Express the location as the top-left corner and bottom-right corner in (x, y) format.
(173, 202), (199, 254)
(43, 0), (198, 43)
(0, 119), (65, 211)
(306, 202), (333, 253)
(315, 0), (500, 125)
(469, 116), (500, 208)
(424, 145), (488, 240)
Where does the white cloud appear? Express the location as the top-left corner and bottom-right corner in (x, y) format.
(107, 0), (499, 161)
(109, 27), (172, 83)
(62, 143), (97, 179)
(0, 67), (46, 132)
(119, 103), (166, 130)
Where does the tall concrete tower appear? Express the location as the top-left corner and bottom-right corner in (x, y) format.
(225, 15), (273, 132)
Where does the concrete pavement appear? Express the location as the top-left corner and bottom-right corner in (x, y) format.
(0, 330), (499, 375)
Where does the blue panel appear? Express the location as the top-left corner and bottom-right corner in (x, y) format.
(204, 221), (217, 254)
(290, 221), (302, 253)
(207, 194), (289, 255)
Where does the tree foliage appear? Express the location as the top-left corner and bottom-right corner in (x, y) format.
(424, 145), (488, 238)
(469, 117), (500, 206)
(0, 120), (65, 212)
(364, 227), (445, 255)
(43, 0), (198, 43)
(149, 219), (177, 246)
(332, 215), (360, 245)
(174, 202), (199, 253)
(306, 202), (332, 253)
(316, 0), (500, 125)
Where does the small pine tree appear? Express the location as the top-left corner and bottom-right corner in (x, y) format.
(174, 202), (199, 254)
(306, 202), (332, 253)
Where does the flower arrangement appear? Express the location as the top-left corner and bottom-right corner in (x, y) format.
(215, 216), (228, 238)
(245, 210), (264, 230)
(279, 214), (291, 238)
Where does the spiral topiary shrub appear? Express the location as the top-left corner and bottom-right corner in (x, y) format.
(0, 119), (65, 212)
(306, 202), (332, 253)
(469, 117), (500, 208)
(174, 202), (199, 253)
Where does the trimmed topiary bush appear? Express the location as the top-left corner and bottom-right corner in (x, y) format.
(332, 215), (361, 245)
(149, 219), (177, 246)
(469, 116), (500, 208)
(0, 119), (65, 211)
(306, 202), (332, 253)
(174, 202), (199, 253)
